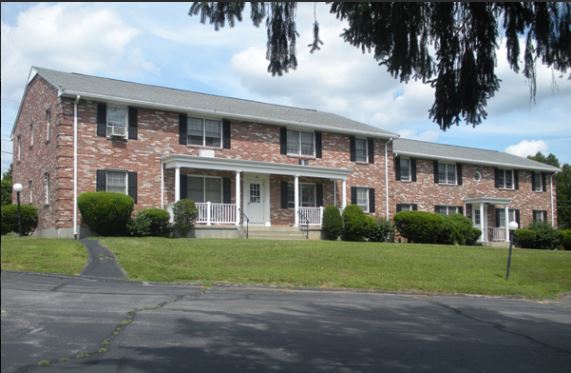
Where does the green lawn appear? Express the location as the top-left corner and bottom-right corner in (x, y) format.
(101, 237), (571, 299)
(1, 236), (88, 275)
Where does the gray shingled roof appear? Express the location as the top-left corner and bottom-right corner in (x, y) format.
(393, 138), (560, 172)
(33, 67), (397, 138)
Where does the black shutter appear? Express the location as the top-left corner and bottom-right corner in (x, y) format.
(280, 128), (287, 155)
(456, 163), (463, 185)
(396, 204), (402, 213)
(515, 209), (521, 226)
(128, 107), (138, 140)
(395, 156), (401, 180)
(412, 204), (418, 211)
(281, 181), (288, 208)
(531, 172), (537, 191)
(433, 161), (439, 184)
(222, 119), (231, 149)
(368, 188), (375, 213)
(411, 159), (417, 182)
(179, 114), (187, 145)
(541, 173), (547, 192)
(368, 138), (374, 164)
(316, 184), (323, 207)
(458, 206), (463, 215)
(543, 211), (548, 222)
(222, 177), (231, 203)
(434, 205), (440, 213)
(350, 187), (357, 204)
(495, 209), (501, 227)
(514, 170), (519, 190)
(494, 168), (500, 188)
(96, 103), (107, 137)
(315, 132), (322, 158)
(349, 136), (356, 162)
(180, 175), (188, 199)
(96, 170), (106, 191)
(128, 172), (137, 203)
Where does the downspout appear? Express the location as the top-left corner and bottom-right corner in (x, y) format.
(550, 172), (557, 228)
(384, 138), (393, 220)
(73, 95), (80, 239)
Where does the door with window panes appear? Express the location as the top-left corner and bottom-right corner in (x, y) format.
(244, 175), (267, 224)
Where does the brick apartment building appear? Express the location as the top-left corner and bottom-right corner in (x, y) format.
(11, 67), (559, 242)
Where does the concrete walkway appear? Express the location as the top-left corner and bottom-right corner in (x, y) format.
(80, 239), (126, 279)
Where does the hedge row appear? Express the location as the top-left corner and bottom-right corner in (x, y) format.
(1, 204), (38, 235)
(322, 205), (394, 242)
(514, 223), (568, 250)
(393, 211), (481, 245)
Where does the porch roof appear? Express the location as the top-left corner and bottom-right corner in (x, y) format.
(162, 155), (351, 179)
(464, 197), (511, 206)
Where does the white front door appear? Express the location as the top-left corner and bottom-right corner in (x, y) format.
(243, 175), (269, 225)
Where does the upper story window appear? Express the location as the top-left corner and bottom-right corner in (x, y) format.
(435, 205), (460, 216)
(106, 106), (128, 138)
(496, 169), (514, 189)
(45, 109), (51, 142)
(106, 171), (128, 194)
(287, 130), (314, 157)
(400, 158), (411, 181)
(188, 117), (222, 148)
(188, 175), (222, 203)
(286, 183), (316, 208)
(30, 123), (34, 147)
(355, 138), (368, 163)
(532, 172), (545, 192)
(437, 162), (457, 185)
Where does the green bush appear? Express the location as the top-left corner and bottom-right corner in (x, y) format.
(560, 229), (571, 250)
(127, 213), (152, 237)
(78, 192), (134, 236)
(514, 223), (561, 250)
(445, 214), (480, 245)
(367, 217), (394, 242)
(394, 211), (443, 244)
(341, 205), (369, 241)
(1, 204), (38, 236)
(138, 208), (170, 236)
(321, 205), (343, 240)
(172, 199), (197, 237)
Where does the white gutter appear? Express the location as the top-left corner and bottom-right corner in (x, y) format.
(550, 173), (556, 228)
(59, 91), (399, 139)
(73, 95), (80, 239)
(384, 138), (392, 220)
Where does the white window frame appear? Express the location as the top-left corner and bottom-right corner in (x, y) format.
(355, 137), (368, 163)
(398, 203), (415, 212)
(497, 168), (515, 189)
(187, 117), (223, 148)
(287, 182), (316, 208)
(474, 209), (481, 225)
(497, 209), (517, 227)
(187, 175), (223, 203)
(400, 157), (411, 182)
(28, 180), (33, 204)
(44, 173), (50, 206)
(46, 109), (51, 143)
(438, 162), (457, 185)
(105, 170), (128, 195)
(533, 172), (543, 192)
(17, 136), (21, 161)
(355, 187), (370, 213)
(533, 210), (546, 223)
(106, 105), (128, 139)
(436, 205), (459, 216)
(287, 129), (315, 157)
(30, 122), (34, 147)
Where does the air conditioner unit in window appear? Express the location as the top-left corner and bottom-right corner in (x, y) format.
(299, 159), (309, 166)
(110, 126), (127, 138)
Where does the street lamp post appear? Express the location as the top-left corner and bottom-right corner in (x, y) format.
(12, 183), (23, 237)
(505, 220), (519, 280)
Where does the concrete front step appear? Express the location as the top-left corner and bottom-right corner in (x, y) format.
(245, 227), (308, 240)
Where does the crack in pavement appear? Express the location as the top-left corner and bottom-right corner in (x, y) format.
(431, 300), (571, 355)
(14, 287), (209, 373)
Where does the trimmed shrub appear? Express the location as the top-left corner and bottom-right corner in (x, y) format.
(127, 213), (151, 237)
(78, 192), (134, 236)
(341, 204), (368, 241)
(515, 223), (560, 250)
(367, 217), (394, 242)
(172, 199), (198, 237)
(1, 204), (38, 235)
(138, 208), (170, 236)
(394, 211), (443, 244)
(322, 205), (343, 240)
(445, 214), (480, 245)
(560, 229), (571, 250)
(514, 229), (537, 249)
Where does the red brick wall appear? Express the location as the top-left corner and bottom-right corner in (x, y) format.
(391, 159), (556, 227)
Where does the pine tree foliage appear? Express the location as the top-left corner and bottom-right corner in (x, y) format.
(189, 2), (570, 130)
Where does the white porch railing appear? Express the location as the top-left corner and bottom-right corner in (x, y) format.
(492, 227), (507, 242)
(196, 202), (236, 225)
(299, 206), (323, 226)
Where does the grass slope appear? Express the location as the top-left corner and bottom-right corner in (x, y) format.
(1, 236), (88, 275)
(101, 238), (571, 298)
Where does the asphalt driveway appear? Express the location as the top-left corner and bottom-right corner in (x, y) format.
(1, 271), (570, 373)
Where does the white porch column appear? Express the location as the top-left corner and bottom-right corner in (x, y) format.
(174, 166), (181, 202)
(160, 161), (164, 209)
(341, 179), (347, 210)
(235, 171), (241, 226)
(294, 175), (300, 227)
(480, 203), (486, 243)
(504, 205), (510, 242)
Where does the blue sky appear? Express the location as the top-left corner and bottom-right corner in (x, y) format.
(2, 2), (570, 176)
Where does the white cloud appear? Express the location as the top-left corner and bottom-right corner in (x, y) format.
(505, 140), (548, 157)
